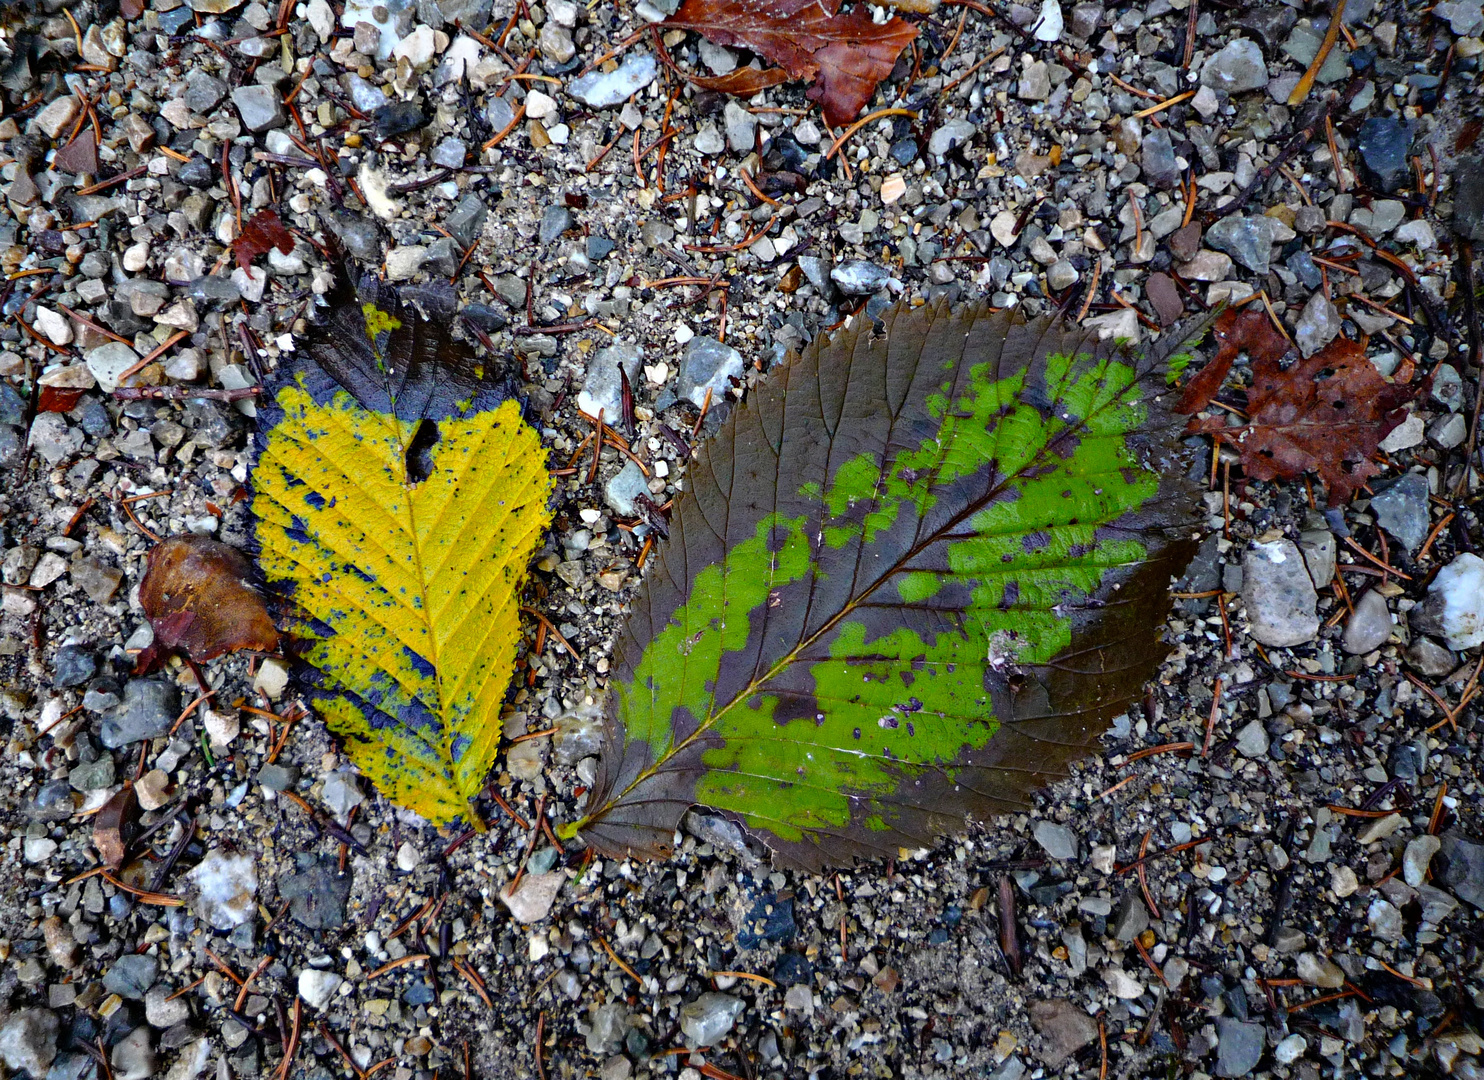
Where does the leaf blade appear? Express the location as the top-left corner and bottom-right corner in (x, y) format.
(253, 298), (551, 825)
(574, 303), (1202, 868)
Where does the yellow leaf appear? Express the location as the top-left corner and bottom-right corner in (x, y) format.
(253, 375), (551, 824)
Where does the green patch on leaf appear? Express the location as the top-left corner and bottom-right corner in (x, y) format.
(569, 303), (1204, 869)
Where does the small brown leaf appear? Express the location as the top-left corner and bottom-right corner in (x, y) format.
(139, 536), (279, 662)
(1191, 334), (1418, 506)
(663, 0), (919, 127)
(231, 208), (295, 271)
(94, 785), (139, 869)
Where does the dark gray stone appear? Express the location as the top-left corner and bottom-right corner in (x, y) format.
(1370, 472), (1429, 553)
(103, 953), (158, 1000)
(52, 645), (96, 688)
(101, 680), (180, 748)
(539, 205), (574, 245)
(444, 195), (487, 249)
(372, 100), (426, 140)
(1454, 154), (1484, 242)
(830, 260), (891, 296)
(279, 858), (352, 929)
(1356, 116), (1412, 193)
(1214, 1018), (1264, 1077)
(1141, 128), (1180, 189)
(1439, 832), (1484, 910)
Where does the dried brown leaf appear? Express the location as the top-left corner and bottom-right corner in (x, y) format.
(232, 208), (295, 271)
(1191, 335), (1417, 506)
(139, 536), (279, 663)
(94, 785), (139, 870)
(663, 0), (919, 127)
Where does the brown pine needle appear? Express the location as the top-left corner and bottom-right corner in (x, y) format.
(367, 954), (431, 980)
(594, 931), (643, 987)
(710, 970), (778, 988)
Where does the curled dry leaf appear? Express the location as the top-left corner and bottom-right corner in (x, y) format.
(138, 535), (280, 664)
(663, 0), (919, 127)
(1187, 330), (1417, 506)
(94, 784), (139, 869)
(684, 66), (793, 96)
(231, 208), (295, 271)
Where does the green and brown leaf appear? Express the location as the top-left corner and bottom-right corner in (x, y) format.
(567, 302), (1204, 869)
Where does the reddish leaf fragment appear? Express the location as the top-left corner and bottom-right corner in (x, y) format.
(94, 785), (139, 869)
(38, 385), (86, 414)
(685, 65), (793, 96)
(1190, 335), (1417, 506)
(663, 0), (919, 127)
(139, 536), (279, 662)
(1174, 307), (1291, 415)
(231, 208), (295, 271)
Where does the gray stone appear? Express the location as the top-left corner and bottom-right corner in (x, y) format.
(1357, 116), (1411, 194)
(430, 136), (466, 168)
(279, 857), (352, 929)
(679, 993), (744, 1048)
(186, 849), (257, 929)
(183, 71), (227, 113)
(1202, 38), (1267, 93)
(1431, 363), (1464, 412)
(0, 1010), (59, 1077)
(110, 1027), (155, 1080)
(1406, 636), (1455, 677)
(1241, 540), (1319, 647)
(72, 558), (123, 603)
(53, 646), (97, 688)
(1455, 154), (1484, 242)
(693, 124), (725, 155)
(1367, 897), (1403, 941)
(1046, 260), (1079, 291)
(321, 770), (364, 817)
(567, 53), (658, 108)
(1294, 291), (1339, 357)
(797, 255), (833, 295)
(103, 954), (158, 1000)
(723, 102), (755, 152)
(586, 1003), (628, 1054)
(1370, 472), (1429, 553)
(1018, 60), (1051, 100)
(539, 22), (575, 62)
(1296, 951), (1345, 988)
(1033, 821), (1078, 860)
(1205, 215), (1275, 275)
(553, 708), (604, 764)
(1341, 589), (1392, 654)
(540, 205), (574, 245)
(144, 985), (190, 1029)
(604, 462), (650, 518)
(444, 195), (488, 249)
(1403, 834), (1441, 887)
(678, 336), (744, 408)
(577, 343), (643, 420)
(101, 680), (179, 747)
(256, 763), (298, 791)
(830, 260), (891, 296)
(1215, 1018), (1264, 1077)
(1439, 832), (1484, 910)
(231, 85), (284, 132)
(1140, 128), (1179, 189)
(928, 119), (975, 157)
(1235, 719), (1269, 758)
(297, 969), (344, 1010)
(28, 414), (82, 465)
(1111, 892), (1148, 941)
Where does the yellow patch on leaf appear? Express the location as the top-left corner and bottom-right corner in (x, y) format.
(254, 376), (551, 824)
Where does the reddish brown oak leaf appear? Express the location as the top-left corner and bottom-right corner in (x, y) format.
(231, 208), (295, 271)
(138, 536), (279, 666)
(662, 0), (919, 127)
(1189, 333), (1416, 506)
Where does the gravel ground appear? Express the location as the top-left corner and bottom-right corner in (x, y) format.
(2, 0), (1484, 1077)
